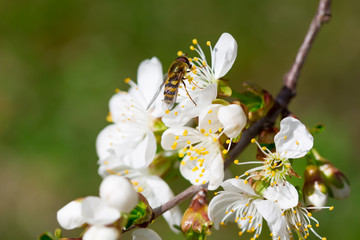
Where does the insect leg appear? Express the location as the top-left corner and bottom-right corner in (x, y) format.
(181, 79), (197, 106)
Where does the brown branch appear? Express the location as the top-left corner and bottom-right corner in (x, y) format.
(124, 0), (332, 232)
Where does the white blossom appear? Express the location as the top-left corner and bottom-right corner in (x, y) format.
(162, 104), (246, 190)
(83, 225), (120, 240)
(237, 117), (314, 185)
(132, 229), (162, 240)
(162, 33), (238, 127)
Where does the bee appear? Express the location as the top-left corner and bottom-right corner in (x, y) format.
(146, 56), (197, 110)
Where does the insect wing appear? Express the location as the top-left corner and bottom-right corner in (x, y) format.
(146, 73), (168, 110)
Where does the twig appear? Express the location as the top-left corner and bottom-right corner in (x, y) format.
(125, 0), (332, 231)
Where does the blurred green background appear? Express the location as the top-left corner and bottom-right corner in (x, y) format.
(0, 0), (359, 239)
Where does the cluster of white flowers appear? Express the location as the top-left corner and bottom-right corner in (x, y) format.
(55, 32), (341, 240)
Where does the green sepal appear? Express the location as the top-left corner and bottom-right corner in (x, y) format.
(211, 98), (229, 106)
(125, 200), (153, 229)
(183, 228), (209, 240)
(217, 79), (232, 97)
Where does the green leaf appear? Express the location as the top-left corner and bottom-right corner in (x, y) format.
(125, 200), (152, 229)
(232, 91), (264, 112)
(38, 232), (58, 240)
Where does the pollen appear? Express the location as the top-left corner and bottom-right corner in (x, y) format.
(115, 88), (120, 93)
(165, 109), (170, 114)
(192, 86), (195, 90)
(208, 119), (212, 124)
(193, 57), (199, 61)
(192, 39), (198, 45)
(177, 50), (183, 56)
(262, 146), (267, 150)
(206, 41), (211, 46)
(137, 187), (144, 192)
(329, 206), (334, 211)
(223, 149), (228, 154)
(201, 169), (205, 173)
(226, 139), (231, 144)
(186, 140), (191, 144)
(175, 135), (179, 140)
(235, 176), (239, 179)
(124, 78), (131, 83)
(183, 129), (188, 136)
(251, 138), (256, 143)
(200, 129), (205, 133)
(234, 159), (239, 164)
(244, 180), (248, 184)
(179, 152), (184, 158)
(132, 181), (139, 186)
(214, 192), (218, 195)
(308, 213), (312, 217)
(175, 111), (178, 115)
(190, 45), (195, 51)
(195, 179), (199, 183)
(296, 140), (299, 145)
(202, 60), (206, 66)
(208, 110), (213, 113)
(209, 129), (212, 133)
(213, 138), (218, 142)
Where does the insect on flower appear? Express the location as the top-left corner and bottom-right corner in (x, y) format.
(146, 55), (197, 110)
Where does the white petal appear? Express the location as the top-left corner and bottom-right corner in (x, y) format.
(180, 144), (224, 190)
(57, 200), (85, 230)
(221, 178), (256, 196)
(208, 192), (244, 229)
(96, 124), (156, 169)
(198, 104), (223, 134)
(162, 83), (217, 127)
(132, 229), (162, 240)
(304, 182), (328, 207)
(218, 104), (247, 138)
(263, 182), (299, 209)
(83, 225), (120, 240)
(212, 33), (238, 79)
(99, 175), (138, 213)
(253, 199), (287, 237)
(137, 57), (163, 104)
(140, 175), (182, 233)
(274, 117), (314, 159)
(81, 196), (120, 225)
(161, 127), (203, 150)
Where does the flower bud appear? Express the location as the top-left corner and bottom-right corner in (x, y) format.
(320, 162), (350, 199)
(303, 165), (328, 207)
(181, 190), (212, 239)
(83, 225), (120, 240)
(218, 104), (247, 138)
(57, 199), (86, 230)
(99, 175), (138, 213)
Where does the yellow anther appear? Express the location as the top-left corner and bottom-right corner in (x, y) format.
(201, 169), (205, 173)
(231, 209), (234, 212)
(226, 139), (231, 144)
(200, 129), (205, 133)
(262, 146), (267, 150)
(209, 129), (212, 133)
(106, 112), (113, 123)
(208, 110), (212, 114)
(329, 206), (334, 211)
(188, 58), (193, 62)
(187, 152), (191, 156)
(204, 133), (209, 136)
(293, 210), (297, 214)
(103, 160), (109, 165)
(124, 170), (129, 174)
(238, 231), (243, 236)
(175, 136), (179, 140)
(208, 119), (211, 124)
(137, 187), (144, 192)
(132, 181), (139, 186)
(322, 238), (327, 240)
(192, 86), (195, 90)
(192, 39), (198, 45)
(213, 138), (218, 142)
(192, 166), (199, 172)
(225, 211), (229, 214)
(296, 140), (299, 145)
(282, 213), (285, 216)
(218, 128), (223, 132)
(316, 224), (320, 227)
(190, 45), (195, 51)
(193, 57), (199, 61)
(246, 203), (249, 207)
(171, 145), (176, 150)
(195, 179), (199, 183)
(199, 173), (203, 177)
(115, 88), (120, 93)
(244, 180), (248, 184)
(251, 138), (256, 143)
(234, 159), (239, 164)
(214, 192), (218, 195)
(181, 160), (186, 165)
(124, 78), (131, 83)
(183, 129), (188, 136)
(177, 50), (183, 56)
(235, 176), (239, 179)
(308, 225), (312, 228)
(182, 105), (185, 108)
(202, 60), (206, 66)
(206, 41), (211, 46)
(174, 111), (178, 116)
(186, 140), (191, 145)
(308, 213), (312, 217)
(165, 109), (170, 114)
(270, 233), (273, 237)
(223, 149), (228, 154)
(179, 153), (184, 158)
